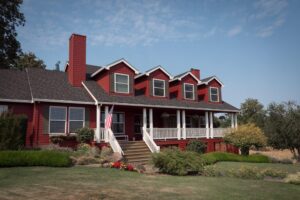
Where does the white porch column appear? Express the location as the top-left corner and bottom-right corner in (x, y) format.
(96, 104), (101, 142)
(105, 106), (109, 141)
(182, 110), (186, 139)
(149, 108), (153, 138)
(177, 110), (181, 140)
(143, 108), (147, 132)
(205, 111), (209, 139)
(234, 113), (238, 128)
(210, 112), (214, 138)
(231, 113), (235, 128)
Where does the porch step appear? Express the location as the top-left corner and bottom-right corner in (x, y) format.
(119, 141), (152, 164)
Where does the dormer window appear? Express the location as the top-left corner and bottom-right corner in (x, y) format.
(153, 79), (165, 97)
(184, 83), (194, 100)
(115, 73), (129, 93)
(210, 87), (219, 102)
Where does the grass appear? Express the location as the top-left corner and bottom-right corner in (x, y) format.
(0, 166), (300, 200)
(201, 152), (270, 164)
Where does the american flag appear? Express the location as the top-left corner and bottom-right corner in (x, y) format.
(105, 105), (114, 129)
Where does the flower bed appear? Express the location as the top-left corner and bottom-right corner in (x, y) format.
(110, 161), (136, 172)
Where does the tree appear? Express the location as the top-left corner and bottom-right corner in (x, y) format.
(264, 102), (300, 161)
(239, 98), (266, 129)
(15, 52), (46, 69)
(0, 0), (25, 68)
(224, 123), (267, 155)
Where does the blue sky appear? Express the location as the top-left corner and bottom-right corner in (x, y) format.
(17, 0), (300, 108)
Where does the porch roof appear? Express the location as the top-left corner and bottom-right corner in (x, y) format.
(83, 81), (239, 112)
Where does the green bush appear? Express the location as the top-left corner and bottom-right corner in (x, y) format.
(50, 135), (77, 144)
(201, 152), (270, 165)
(0, 151), (72, 167)
(186, 140), (207, 154)
(152, 147), (204, 176)
(0, 113), (27, 150)
(76, 127), (94, 143)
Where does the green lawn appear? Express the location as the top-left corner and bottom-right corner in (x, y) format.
(0, 165), (300, 200)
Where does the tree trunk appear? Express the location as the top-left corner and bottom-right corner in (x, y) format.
(296, 148), (300, 161)
(240, 147), (250, 156)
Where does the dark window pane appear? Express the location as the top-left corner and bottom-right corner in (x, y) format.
(50, 121), (65, 133)
(69, 121), (84, 132)
(154, 88), (164, 96)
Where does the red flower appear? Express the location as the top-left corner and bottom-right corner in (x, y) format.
(126, 164), (134, 171)
(112, 161), (121, 168)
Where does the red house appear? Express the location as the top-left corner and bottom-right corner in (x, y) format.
(0, 34), (239, 162)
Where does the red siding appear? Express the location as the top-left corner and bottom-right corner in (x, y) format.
(169, 74), (198, 101)
(197, 79), (222, 103)
(95, 70), (110, 93)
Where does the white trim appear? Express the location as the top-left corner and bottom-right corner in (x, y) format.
(198, 76), (224, 87)
(49, 106), (67, 134)
(170, 72), (200, 84)
(33, 98), (94, 105)
(183, 83), (195, 100)
(135, 66), (173, 79)
(114, 73), (130, 94)
(91, 58), (139, 77)
(209, 87), (220, 102)
(68, 107), (85, 133)
(152, 78), (166, 97)
(81, 82), (98, 105)
(0, 98), (33, 103)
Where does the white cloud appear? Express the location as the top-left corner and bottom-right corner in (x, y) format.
(227, 26), (242, 37)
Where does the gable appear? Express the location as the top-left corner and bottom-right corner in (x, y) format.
(149, 68), (170, 80)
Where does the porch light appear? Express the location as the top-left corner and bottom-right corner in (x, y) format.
(161, 112), (170, 118)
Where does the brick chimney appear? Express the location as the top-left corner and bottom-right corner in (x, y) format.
(68, 34), (86, 87)
(190, 68), (200, 80)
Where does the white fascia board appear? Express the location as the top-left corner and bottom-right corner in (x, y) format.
(33, 98), (95, 105)
(81, 82), (98, 105)
(0, 98), (33, 103)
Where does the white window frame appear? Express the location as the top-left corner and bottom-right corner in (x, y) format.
(153, 78), (166, 97)
(210, 87), (219, 102)
(114, 73), (129, 94)
(184, 83), (195, 100)
(68, 107), (85, 134)
(100, 111), (125, 135)
(49, 106), (67, 135)
(0, 105), (8, 115)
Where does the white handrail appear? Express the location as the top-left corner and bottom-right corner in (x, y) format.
(214, 128), (232, 137)
(186, 128), (206, 138)
(107, 128), (124, 155)
(143, 128), (160, 153)
(150, 128), (178, 140)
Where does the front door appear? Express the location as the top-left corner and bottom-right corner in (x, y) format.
(133, 115), (143, 140)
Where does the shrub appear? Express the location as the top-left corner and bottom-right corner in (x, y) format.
(224, 123), (267, 155)
(0, 113), (27, 150)
(0, 151), (72, 167)
(40, 144), (73, 152)
(285, 172), (300, 185)
(76, 127), (94, 143)
(186, 140), (207, 154)
(152, 147), (204, 176)
(201, 152), (270, 165)
(50, 135), (76, 144)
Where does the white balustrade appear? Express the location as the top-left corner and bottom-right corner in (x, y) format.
(151, 128), (179, 140)
(107, 128), (123, 155)
(143, 128), (160, 153)
(186, 128), (206, 138)
(213, 128), (232, 138)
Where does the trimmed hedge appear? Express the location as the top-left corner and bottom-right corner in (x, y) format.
(201, 152), (271, 165)
(0, 151), (72, 167)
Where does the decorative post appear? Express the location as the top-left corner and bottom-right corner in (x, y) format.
(234, 113), (238, 128)
(149, 108), (153, 138)
(177, 110), (181, 140)
(205, 111), (209, 138)
(105, 106), (109, 141)
(182, 110), (186, 139)
(210, 112), (214, 138)
(96, 104), (101, 142)
(143, 108), (147, 134)
(231, 113), (234, 128)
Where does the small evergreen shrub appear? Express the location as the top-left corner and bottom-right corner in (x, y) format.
(152, 147), (205, 175)
(186, 140), (207, 154)
(0, 113), (27, 150)
(201, 152), (270, 165)
(76, 127), (94, 143)
(0, 151), (72, 167)
(50, 135), (76, 144)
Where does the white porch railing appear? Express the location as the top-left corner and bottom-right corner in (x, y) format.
(143, 128), (160, 153)
(150, 128), (178, 140)
(214, 128), (232, 138)
(107, 128), (124, 155)
(186, 128), (206, 138)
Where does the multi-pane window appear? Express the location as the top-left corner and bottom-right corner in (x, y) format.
(49, 106), (66, 134)
(210, 87), (219, 102)
(69, 107), (85, 133)
(115, 73), (129, 93)
(184, 83), (194, 100)
(186, 116), (200, 128)
(0, 105), (8, 115)
(153, 79), (165, 97)
(101, 112), (125, 135)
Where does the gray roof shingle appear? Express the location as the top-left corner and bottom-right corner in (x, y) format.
(84, 80), (239, 112)
(0, 69), (32, 101)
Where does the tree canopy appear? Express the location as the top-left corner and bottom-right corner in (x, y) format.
(15, 52), (46, 70)
(0, 0), (25, 68)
